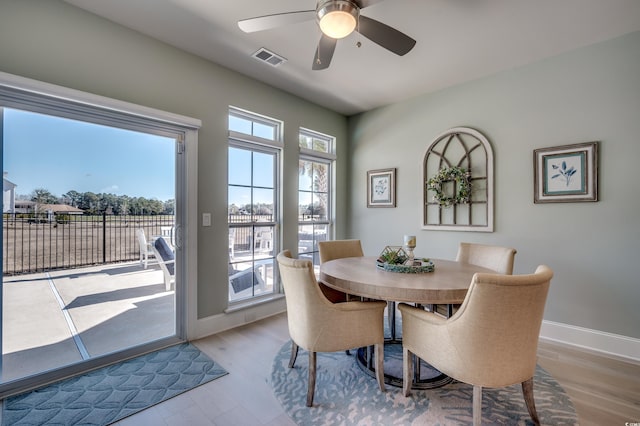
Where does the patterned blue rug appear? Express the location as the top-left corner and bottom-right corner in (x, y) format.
(2, 343), (227, 425)
(271, 341), (578, 425)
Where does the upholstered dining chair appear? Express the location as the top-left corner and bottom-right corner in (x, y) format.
(456, 242), (517, 275)
(318, 239), (364, 263)
(276, 250), (387, 407)
(431, 242), (519, 318)
(318, 239), (364, 302)
(398, 265), (553, 426)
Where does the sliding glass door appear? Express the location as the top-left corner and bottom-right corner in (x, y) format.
(0, 81), (192, 397)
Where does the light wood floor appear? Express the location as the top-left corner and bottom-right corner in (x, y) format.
(111, 312), (639, 426)
(537, 339), (640, 426)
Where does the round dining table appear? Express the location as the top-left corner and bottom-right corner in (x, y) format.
(319, 256), (493, 305)
(319, 256), (494, 389)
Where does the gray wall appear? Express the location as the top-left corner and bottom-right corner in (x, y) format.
(0, 0), (349, 319)
(2, 0), (638, 340)
(348, 31), (640, 339)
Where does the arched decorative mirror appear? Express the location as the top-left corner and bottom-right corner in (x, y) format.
(423, 127), (494, 232)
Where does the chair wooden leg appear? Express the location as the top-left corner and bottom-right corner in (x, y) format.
(374, 343), (385, 392)
(307, 351), (316, 407)
(288, 341), (299, 368)
(402, 347), (413, 396)
(522, 378), (540, 425)
(473, 385), (482, 426)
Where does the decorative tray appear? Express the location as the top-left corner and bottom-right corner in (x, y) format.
(376, 259), (435, 274)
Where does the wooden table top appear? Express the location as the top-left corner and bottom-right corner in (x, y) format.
(319, 256), (494, 304)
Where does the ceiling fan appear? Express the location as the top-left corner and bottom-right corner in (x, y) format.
(238, 0), (416, 70)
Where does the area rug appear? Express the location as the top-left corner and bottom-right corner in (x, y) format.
(271, 341), (578, 425)
(3, 343), (227, 425)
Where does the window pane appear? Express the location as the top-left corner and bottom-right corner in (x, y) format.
(298, 224), (315, 254)
(313, 193), (328, 221)
(299, 134), (312, 149)
(298, 192), (312, 221)
(229, 115), (252, 134)
(312, 162), (329, 193)
(228, 186), (251, 218)
(253, 188), (274, 219)
(254, 226), (274, 258)
(312, 137), (329, 153)
(253, 151), (274, 188)
(299, 159), (313, 191)
(253, 122), (275, 140)
(229, 147), (251, 186)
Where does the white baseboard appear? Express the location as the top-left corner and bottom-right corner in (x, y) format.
(540, 320), (640, 362)
(191, 296), (287, 340)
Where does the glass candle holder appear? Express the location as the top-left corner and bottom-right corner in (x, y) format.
(403, 235), (416, 265)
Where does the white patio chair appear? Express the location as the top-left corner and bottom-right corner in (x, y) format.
(229, 228), (236, 259)
(255, 229), (273, 253)
(135, 228), (155, 269)
(160, 226), (175, 248)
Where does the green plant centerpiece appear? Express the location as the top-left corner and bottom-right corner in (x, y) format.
(426, 166), (471, 208)
(377, 246), (408, 265)
(376, 246), (434, 273)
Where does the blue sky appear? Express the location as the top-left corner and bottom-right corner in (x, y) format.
(228, 146), (275, 208)
(3, 108), (175, 201)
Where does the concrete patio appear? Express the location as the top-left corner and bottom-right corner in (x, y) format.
(2, 262), (175, 383)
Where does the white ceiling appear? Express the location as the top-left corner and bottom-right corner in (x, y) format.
(63, 0), (640, 116)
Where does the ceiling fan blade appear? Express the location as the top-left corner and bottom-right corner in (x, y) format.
(312, 35), (337, 70)
(238, 10), (315, 33)
(355, 0), (387, 9)
(357, 15), (416, 56)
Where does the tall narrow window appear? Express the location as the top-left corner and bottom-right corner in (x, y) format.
(298, 129), (335, 273)
(228, 108), (281, 303)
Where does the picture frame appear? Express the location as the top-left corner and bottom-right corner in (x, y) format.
(367, 168), (396, 208)
(534, 142), (598, 203)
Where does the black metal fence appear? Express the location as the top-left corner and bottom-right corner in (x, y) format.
(2, 213), (174, 275)
(228, 214), (274, 252)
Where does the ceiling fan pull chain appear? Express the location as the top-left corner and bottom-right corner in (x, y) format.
(356, 14), (362, 48)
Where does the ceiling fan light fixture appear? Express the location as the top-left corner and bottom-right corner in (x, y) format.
(317, 0), (359, 39)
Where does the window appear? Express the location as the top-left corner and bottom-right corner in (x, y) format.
(298, 129), (335, 273)
(228, 108), (281, 303)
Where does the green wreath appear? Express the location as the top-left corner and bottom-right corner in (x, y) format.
(426, 166), (471, 207)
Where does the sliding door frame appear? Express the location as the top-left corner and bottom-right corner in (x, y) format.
(0, 71), (200, 398)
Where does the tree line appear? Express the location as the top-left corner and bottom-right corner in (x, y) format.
(21, 188), (174, 215)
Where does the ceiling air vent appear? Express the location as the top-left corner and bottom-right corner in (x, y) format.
(252, 48), (287, 67)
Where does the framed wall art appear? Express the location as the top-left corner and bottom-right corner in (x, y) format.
(534, 142), (599, 203)
(367, 168), (396, 208)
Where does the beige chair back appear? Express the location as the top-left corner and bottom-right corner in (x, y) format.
(318, 239), (364, 264)
(403, 265), (552, 388)
(456, 242), (517, 275)
(277, 250), (385, 352)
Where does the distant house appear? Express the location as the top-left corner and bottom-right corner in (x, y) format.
(3, 172), (17, 213)
(14, 200), (36, 214)
(38, 204), (85, 215)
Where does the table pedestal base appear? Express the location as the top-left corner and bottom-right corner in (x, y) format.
(355, 343), (453, 389)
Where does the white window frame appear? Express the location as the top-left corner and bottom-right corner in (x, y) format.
(297, 128), (336, 273)
(228, 107), (282, 305)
